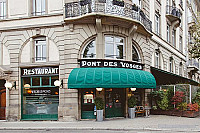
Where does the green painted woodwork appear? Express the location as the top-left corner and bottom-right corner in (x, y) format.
(81, 111), (96, 119)
(68, 68), (156, 89)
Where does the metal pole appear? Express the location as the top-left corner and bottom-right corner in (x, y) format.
(174, 85), (175, 108)
(189, 85), (192, 104)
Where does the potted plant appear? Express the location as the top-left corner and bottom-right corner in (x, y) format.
(128, 96), (137, 118)
(132, 4), (138, 11)
(94, 97), (104, 121)
(113, 0), (124, 7)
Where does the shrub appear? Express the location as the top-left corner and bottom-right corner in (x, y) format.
(128, 96), (137, 108)
(171, 91), (185, 106)
(94, 97), (104, 110)
(177, 102), (187, 111)
(187, 103), (199, 112)
(158, 92), (169, 110)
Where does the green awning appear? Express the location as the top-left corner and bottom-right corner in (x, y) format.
(68, 68), (156, 89)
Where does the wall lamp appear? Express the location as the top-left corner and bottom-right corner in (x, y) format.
(130, 88), (136, 91)
(96, 88), (103, 94)
(54, 79), (63, 88)
(5, 81), (16, 91)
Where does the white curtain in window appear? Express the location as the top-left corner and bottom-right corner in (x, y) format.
(33, 0), (45, 15)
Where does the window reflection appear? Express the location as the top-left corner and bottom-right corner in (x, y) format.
(105, 36), (124, 59)
(132, 46), (139, 62)
(82, 40), (96, 58)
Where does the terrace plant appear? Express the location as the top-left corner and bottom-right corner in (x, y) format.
(171, 91), (185, 108)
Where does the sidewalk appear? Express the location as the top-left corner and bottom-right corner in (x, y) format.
(0, 115), (200, 132)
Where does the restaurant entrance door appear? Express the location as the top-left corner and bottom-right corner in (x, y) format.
(105, 88), (125, 118)
(0, 80), (6, 120)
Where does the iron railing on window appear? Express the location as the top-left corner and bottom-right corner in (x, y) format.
(187, 59), (199, 69)
(166, 5), (181, 19)
(65, 0), (152, 32)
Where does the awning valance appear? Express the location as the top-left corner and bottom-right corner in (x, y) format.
(68, 68), (156, 89)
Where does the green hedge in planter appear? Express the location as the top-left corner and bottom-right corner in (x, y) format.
(128, 96), (137, 108)
(94, 97), (104, 110)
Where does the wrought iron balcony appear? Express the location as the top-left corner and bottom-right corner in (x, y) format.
(166, 5), (181, 26)
(187, 59), (199, 72)
(65, 0), (152, 33)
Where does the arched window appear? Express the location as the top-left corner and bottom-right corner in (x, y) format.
(132, 45), (140, 62)
(34, 37), (46, 62)
(82, 40), (96, 58)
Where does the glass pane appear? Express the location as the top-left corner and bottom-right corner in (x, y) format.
(42, 45), (46, 60)
(23, 77), (31, 86)
(115, 37), (123, 43)
(23, 87), (59, 115)
(132, 46), (139, 61)
(42, 77), (49, 86)
(32, 77), (40, 86)
(36, 0), (42, 15)
(41, 0), (45, 14)
(105, 36), (114, 42)
(105, 43), (114, 58)
(83, 40), (96, 58)
(116, 44), (123, 59)
(51, 76), (59, 87)
(36, 45), (41, 61)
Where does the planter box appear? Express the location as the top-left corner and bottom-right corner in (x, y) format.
(151, 109), (200, 118)
(113, 0), (124, 7)
(96, 110), (103, 121)
(128, 108), (136, 119)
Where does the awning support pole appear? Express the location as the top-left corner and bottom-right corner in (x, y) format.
(174, 85), (175, 108)
(189, 85), (192, 104)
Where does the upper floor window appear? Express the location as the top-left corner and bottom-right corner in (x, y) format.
(172, 29), (176, 47)
(155, 51), (160, 68)
(132, 0), (141, 8)
(169, 57), (174, 73)
(105, 36), (124, 59)
(132, 45), (140, 62)
(167, 24), (170, 43)
(0, 0), (6, 19)
(33, 0), (46, 16)
(179, 36), (183, 52)
(82, 40), (96, 58)
(179, 62), (183, 76)
(34, 37), (46, 62)
(155, 14), (160, 36)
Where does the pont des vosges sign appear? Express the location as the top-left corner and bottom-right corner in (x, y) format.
(79, 59), (144, 70)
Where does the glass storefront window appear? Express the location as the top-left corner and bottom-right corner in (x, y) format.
(32, 77), (40, 86)
(42, 77), (49, 86)
(22, 75), (59, 120)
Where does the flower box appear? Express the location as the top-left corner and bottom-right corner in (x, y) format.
(113, 0), (124, 7)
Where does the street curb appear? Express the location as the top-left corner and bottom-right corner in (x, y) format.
(0, 127), (199, 132)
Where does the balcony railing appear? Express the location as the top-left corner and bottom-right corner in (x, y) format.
(65, 0), (152, 32)
(166, 5), (181, 19)
(187, 59), (199, 69)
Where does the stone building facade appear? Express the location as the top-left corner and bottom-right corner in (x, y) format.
(0, 0), (198, 121)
